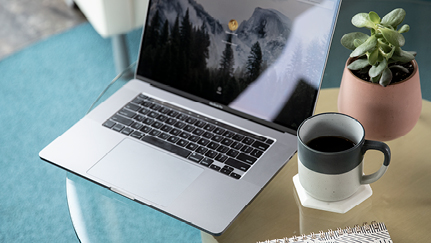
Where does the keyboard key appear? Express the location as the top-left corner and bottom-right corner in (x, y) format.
(142, 118), (154, 125)
(134, 114), (146, 122)
(192, 128), (204, 136)
(140, 126), (152, 133)
(194, 120), (206, 128)
(230, 172), (241, 179)
(240, 145), (253, 154)
(225, 158), (250, 172)
(220, 168), (231, 175)
(215, 154), (228, 162)
(103, 120), (116, 128)
(185, 143), (198, 151)
(211, 135), (223, 142)
(223, 165), (234, 171)
(188, 152), (203, 163)
(236, 153), (257, 164)
(158, 132), (170, 140)
(131, 122), (143, 130)
(251, 140), (270, 151)
(111, 115), (134, 126)
(205, 150), (218, 158)
(183, 125), (195, 133)
(203, 124), (215, 131)
(242, 137), (255, 145)
(196, 146), (208, 155)
(200, 157), (213, 167)
(197, 138), (210, 146)
(250, 149), (264, 158)
(151, 121), (163, 129)
(213, 127), (225, 135)
(210, 164), (221, 171)
(221, 138), (233, 146)
(216, 145), (229, 154)
(230, 141), (243, 150)
(166, 118), (177, 125)
(158, 107), (171, 114)
(160, 125), (172, 132)
(167, 136), (180, 143)
(202, 132), (213, 139)
(188, 135), (200, 143)
(148, 111), (159, 118)
(112, 124), (124, 132)
(176, 139), (189, 147)
(125, 102), (141, 111)
(167, 110), (179, 117)
(207, 142), (219, 150)
(226, 149), (239, 158)
(174, 121), (186, 129)
(130, 131), (143, 139)
(149, 129), (161, 137)
(232, 134), (245, 141)
(138, 108), (150, 115)
(169, 128), (182, 136)
(179, 132), (191, 139)
(121, 127), (133, 135)
(176, 113), (188, 121)
(185, 117), (197, 124)
(141, 136), (190, 158)
(223, 130), (235, 138)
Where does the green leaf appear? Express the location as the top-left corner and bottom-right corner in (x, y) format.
(350, 35), (377, 57)
(378, 39), (392, 53)
(398, 24), (410, 33)
(352, 13), (376, 29)
(380, 28), (405, 47)
(341, 32), (370, 50)
(347, 58), (370, 70)
(381, 8), (406, 28)
(368, 48), (380, 66)
(353, 39), (364, 47)
(390, 65), (409, 73)
(369, 58), (388, 78)
(369, 11), (381, 24)
(391, 48), (415, 63)
(379, 67), (393, 86)
(371, 74), (381, 83)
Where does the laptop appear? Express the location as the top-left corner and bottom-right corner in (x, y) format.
(40, 0), (341, 235)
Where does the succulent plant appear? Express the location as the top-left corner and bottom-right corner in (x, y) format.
(341, 8), (416, 87)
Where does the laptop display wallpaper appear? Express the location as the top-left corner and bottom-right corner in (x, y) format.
(138, 0), (339, 130)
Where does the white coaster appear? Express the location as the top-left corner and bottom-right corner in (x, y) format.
(293, 174), (372, 213)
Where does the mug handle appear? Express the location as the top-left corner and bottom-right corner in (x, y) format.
(360, 140), (391, 185)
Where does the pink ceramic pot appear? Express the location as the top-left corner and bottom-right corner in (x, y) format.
(338, 58), (422, 141)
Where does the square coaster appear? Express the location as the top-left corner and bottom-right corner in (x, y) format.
(292, 174), (372, 213)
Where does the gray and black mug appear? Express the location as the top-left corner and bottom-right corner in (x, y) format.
(297, 112), (391, 202)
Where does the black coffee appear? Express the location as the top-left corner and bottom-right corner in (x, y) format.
(306, 136), (355, 152)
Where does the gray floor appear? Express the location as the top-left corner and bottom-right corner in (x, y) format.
(0, 0), (87, 60)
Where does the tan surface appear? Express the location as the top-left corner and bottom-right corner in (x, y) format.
(202, 88), (431, 242)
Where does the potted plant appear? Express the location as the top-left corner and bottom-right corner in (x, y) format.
(338, 8), (422, 141)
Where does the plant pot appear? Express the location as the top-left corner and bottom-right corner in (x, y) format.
(338, 58), (422, 141)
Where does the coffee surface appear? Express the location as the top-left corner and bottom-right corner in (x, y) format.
(306, 136), (355, 152)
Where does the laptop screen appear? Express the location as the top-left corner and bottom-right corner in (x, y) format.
(137, 0), (341, 132)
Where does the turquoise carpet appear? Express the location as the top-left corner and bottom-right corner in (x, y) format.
(0, 23), (200, 242)
(1, 1), (430, 242)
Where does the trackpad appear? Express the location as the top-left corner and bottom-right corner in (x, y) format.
(88, 138), (203, 207)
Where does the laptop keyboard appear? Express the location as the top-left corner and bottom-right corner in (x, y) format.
(102, 94), (275, 180)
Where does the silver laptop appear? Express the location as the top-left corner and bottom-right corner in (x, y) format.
(40, 0), (340, 235)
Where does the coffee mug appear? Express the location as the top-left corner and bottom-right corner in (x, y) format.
(297, 112), (390, 202)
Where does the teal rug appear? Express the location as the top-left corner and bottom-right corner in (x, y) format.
(0, 23), (201, 242)
(1, 1), (430, 242)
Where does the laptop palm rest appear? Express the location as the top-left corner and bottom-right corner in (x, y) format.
(88, 138), (203, 207)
